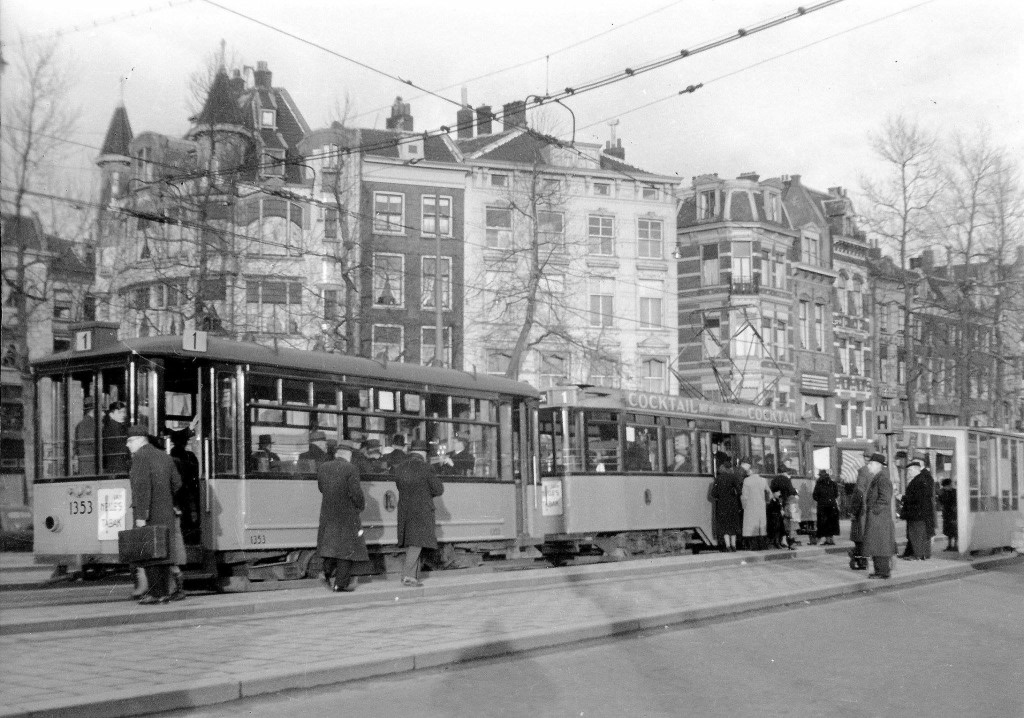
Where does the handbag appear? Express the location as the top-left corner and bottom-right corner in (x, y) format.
(118, 524), (170, 564)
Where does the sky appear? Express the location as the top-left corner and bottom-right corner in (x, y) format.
(3, 0), (1023, 209)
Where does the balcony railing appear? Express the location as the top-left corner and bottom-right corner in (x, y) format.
(730, 276), (760, 295)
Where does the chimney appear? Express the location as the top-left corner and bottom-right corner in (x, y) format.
(790, 174), (802, 185)
(456, 88), (474, 139)
(476, 105), (493, 136)
(254, 60), (272, 89)
(828, 186), (846, 198)
(604, 138), (625, 160)
(385, 96), (414, 132)
(229, 69), (244, 95)
(737, 171), (760, 183)
(921, 249), (934, 271)
(502, 100), (526, 130)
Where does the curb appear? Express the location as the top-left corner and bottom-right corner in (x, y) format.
(3, 554), (1015, 718)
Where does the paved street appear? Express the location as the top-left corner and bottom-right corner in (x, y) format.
(0, 540), (1015, 718)
(163, 560), (1024, 718)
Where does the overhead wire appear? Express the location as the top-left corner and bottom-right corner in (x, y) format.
(18, 0), (197, 41)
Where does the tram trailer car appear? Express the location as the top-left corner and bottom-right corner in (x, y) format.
(903, 426), (1024, 554)
(31, 332), (540, 589)
(530, 387), (814, 561)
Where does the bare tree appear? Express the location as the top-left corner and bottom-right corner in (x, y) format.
(861, 115), (943, 423)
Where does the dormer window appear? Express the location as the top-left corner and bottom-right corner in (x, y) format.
(490, 173), (508, 188)
(765, 192), (781, 222)
(261, 150), (286, 177)
(642, 186), (659, 200)
(594, 182), (611, 197)
(698, 189), (718, 221)
(261, 109), (276, 128)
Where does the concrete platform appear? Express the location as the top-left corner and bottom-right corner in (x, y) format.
(1, 536), (1016, 718)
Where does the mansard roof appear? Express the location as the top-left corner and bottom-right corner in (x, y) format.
(99, 104), (133, 157)
(359, 128), (458, 163)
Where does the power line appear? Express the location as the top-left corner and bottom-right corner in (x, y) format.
(18, 0), (197, 41)
(199, 0), (462, 110)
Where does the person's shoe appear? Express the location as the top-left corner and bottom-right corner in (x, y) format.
(167, 590), (186, 602)
(131, 590), (149, 601)
(867, 573), (891, 580)
(401, 576), (423, 587)
(138, 594), (167, 605)
(899, 555), (915, 561)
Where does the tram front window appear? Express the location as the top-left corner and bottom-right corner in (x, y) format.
(778, 436), (803, 477)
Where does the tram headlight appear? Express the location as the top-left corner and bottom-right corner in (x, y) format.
(44, 516), (62, 533)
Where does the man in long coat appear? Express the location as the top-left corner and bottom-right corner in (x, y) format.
(317, 440), (368, 592)
(848, 453), (874, 570)
(127, 424), (182, 604)
(740, 461), (770, 550)
(394, 439), (444, 586)
(900, 458), (935, 560)
(862, 452), (897, 579)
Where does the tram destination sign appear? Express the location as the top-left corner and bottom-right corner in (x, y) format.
(625, 392), (800, 427)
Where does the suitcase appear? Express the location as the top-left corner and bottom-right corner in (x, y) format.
(118, 524), (170, 564)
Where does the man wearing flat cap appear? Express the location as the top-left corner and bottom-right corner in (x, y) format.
(900, 457), (935, 560)
(862, 452), (896, 579)
(127, 424), (182, 604)
(316, 439), (367, 592)
(299, 430), (331, 470)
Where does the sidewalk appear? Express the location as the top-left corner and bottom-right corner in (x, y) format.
(1, 540), (1016, 718)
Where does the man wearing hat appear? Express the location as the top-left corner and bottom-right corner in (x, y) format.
(384, 434), (408, 471)
(299, 430), (331, 470)
(394, 439), (444, 587)
(862, 452), (897, 579)
(900, 457), (935, 560)
(847, 451), (875, 570)
(316, 440), (367, 592)
(74, 396), (97, 475)
(126, 425), (183, 604)
(353, 438), (387, 476)
(249, 434), (281, 472)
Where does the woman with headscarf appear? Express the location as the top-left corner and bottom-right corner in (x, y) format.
(812, 469), (841, 545)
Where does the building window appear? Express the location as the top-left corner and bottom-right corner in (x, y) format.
(802, 396), (825, 421)
(589, 294), (614, 327)
(637, 218), (663, 258)
(698, 189), (717, 221)
(372, 254), (405, 307)
(837, 339), (848, 373)
(593, 182), (611, 197)
(849, 341), (861, 375)
(260, 109), (275, 128)
(0, 384), (24, 432)
(53, 290), (73, 320)
(538, 210), (564, 250)
(588, 215), (615, 255)
(486, 350), (510, 376)
(839, 400), (850, 437)
(421, 195), (452, 237)
(261, 150), (286, 177)
(731, 242), (752, 283)
(639, 297), (662, 328)
(642, 186), (659, 200)
(814, 304), (825, 351)
(485, 207), (512, 249)
(588, 357), (619, 388)
(372, 324), (403, 361)
(765, 192), (781, 222)
(701, 243), (720, 286)
(801, 230), (820, 265)
(420, 326), (452, 366)
(853, 401), (865, 438)
(246, 279), (302, 335)
(704, 316), (722, 358)
(490, 173), (508, 188)
(852, 276), (864, 316)
(324, 289), (341, 321)
(799, 300), (810, 349)
(732, 323), (758, 358)
(373, 192), (405, 233)
(538, 352), (568, 389)
(774, 320), (787, 361)
(542, 178), (561, 193)
(640, 358), (666, 393)
(134, 146), (153, 182)
(324, 208), (338, 240)
(420, 256), (452, 309)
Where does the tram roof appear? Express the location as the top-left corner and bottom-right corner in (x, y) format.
(32, 335), (539, 398)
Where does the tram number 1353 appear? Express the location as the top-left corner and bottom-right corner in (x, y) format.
(248, 534), (267, 545)
(69, 500), (94, 515)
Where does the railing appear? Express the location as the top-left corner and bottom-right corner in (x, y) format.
(730, 277), (760, 295)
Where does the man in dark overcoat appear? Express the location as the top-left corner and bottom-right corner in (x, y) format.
(848, 454), (874, 569)
(127, 424), (182, 604)
(394, 439), (444, 587)
(299, 430), (331, 471)
(862, 452), (897, 579)
(900, 458), (935, 560)
(316, 440), (368, 592)
(385, 434), (408, 471)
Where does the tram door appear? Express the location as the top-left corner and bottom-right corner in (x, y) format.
(162, 361), (203, 550)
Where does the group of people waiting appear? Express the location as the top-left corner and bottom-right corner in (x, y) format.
(710, 458), (837, 552)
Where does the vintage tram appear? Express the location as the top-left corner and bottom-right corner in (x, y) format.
(530, 386), (814, 560)
(31, 328), (538, 589)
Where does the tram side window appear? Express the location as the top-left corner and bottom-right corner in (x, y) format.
(777, 437), (802, 477)
(665, 425), (697, 473)
(584, 412), (619, 473)
(998, 437), (1013, 511)
(99, 368), (129, 475)
(38, 376), (67, 478)
(71, 371), (98, 476)
(1011, 440), (1020, 511)
(978, 434), (996, 511)
(539, 414), (561, 476)
(968, 433), (981, 512)
(749, 436), (775, 476)
(216, 373), (236, 474)
(624, 421), (657, 472)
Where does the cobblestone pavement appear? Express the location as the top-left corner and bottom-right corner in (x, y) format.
(2, 543), (1004, 718)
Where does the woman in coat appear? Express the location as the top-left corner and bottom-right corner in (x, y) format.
(861, 453), (896, 579)
(812, 469), (840, 545)
(740, 461), (771, 550)
(710, 460), (743, 551)
(900, 459), (935, 560)
(938, 478), (958, 551)
(394, 440), (444, 586)
(317, 441), (368, 592)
